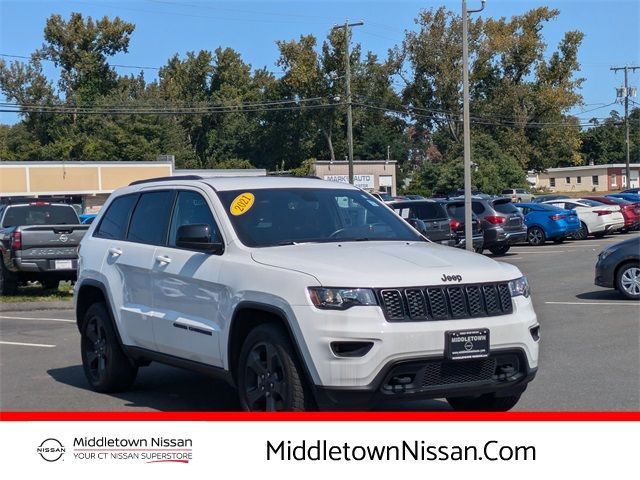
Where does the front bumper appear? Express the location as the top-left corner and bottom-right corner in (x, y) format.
(292, 295), (539, 389)
(315, 350), (537, 409)
(594, 256), (615, 288)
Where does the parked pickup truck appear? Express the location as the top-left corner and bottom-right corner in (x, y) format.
(0, 201), (89, 295)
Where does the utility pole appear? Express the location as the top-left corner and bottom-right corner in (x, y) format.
(462, 0), (485, 251)
(611, 65), (639, 188)
(333, 20), (364, 184)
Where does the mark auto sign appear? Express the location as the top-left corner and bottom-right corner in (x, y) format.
(324, 175), (375, 189)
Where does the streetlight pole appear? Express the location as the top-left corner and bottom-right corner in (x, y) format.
(462, 0), (485, 251)
(333, 20), (364, 184)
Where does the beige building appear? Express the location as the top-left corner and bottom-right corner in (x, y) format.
(0, 160), (266, 212)
(535, 164), (640, 192)
(312, 160), (398, 196)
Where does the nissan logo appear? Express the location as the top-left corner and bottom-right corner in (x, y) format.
(59, 234), (69, 243)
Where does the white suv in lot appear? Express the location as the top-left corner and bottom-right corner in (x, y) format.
(75, 176), (539, 411)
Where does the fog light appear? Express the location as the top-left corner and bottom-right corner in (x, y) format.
(530, 325), (540, 342)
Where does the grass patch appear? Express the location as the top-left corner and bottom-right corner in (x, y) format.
(0, 281), (74, 303)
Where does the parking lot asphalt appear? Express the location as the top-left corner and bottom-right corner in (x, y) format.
(1, 232), (638, 412)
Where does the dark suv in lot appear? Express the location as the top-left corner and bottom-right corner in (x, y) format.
(449, 197), (526, 255)
(436, 200), (485, 252)
(387, 200), (455, 246)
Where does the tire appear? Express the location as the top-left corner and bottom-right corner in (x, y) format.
(0, 263), (18, 296)
(488, 244), (510, 255)
(474, 247), (484, 254)
(80, 303), (138, 392)
(527, 227), (545, 246)
(593, 231), (606, 238)
(573, 222), (588, 240)
(447, 393), (522, 412)
(553, 237), (565, 244)
(41, 279), (59, 290)
(237, 323), (312, 412)
(616, 262), (640, 300)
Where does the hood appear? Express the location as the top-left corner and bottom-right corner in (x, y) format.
(251, 241), (522, 287)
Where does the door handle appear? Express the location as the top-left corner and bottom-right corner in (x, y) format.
(108, 247), (122, 257)
(155, 255), (172, 264)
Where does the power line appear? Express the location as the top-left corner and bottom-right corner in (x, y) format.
(352, 102), (623, 128)
(0, 53), (160, 71)
(354, 94), (618, 125)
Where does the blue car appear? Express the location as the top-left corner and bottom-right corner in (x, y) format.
(79, 213), (97, 224)
(514, 203), (581, 246)
(607, 193), (640, 203)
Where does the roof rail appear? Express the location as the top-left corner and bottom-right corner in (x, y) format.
(129, 175), (204, 186)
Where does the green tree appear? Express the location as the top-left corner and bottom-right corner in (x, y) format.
(39, 12), (135, 103)
(396, 6), (584, 172)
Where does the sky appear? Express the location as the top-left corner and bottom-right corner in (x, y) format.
(0, 0), (639, 125)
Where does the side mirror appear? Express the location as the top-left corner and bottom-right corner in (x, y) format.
(407, 218), (428, 236)
(176, 224), (224, 254)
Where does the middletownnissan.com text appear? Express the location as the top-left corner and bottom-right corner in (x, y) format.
(267, 440), (536, 462)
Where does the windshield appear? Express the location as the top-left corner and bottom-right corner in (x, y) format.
(1, 204), (80, 227)
(218, 188), (423, 247)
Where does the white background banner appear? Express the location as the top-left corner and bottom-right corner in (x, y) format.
(0, 420), (636, 478)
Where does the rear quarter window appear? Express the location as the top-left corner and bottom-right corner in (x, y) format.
(95, 194), (139, 240)
(471, 202), (485, 214)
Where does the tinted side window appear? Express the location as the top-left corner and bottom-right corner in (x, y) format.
(127, 191), (174, 245)
(169, 191), (221, 246)
(471, 202), (485, 214)
(95, 194), (138, 240)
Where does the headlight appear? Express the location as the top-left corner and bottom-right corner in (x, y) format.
(508, 276), (530, 298)
(308, 287), (378, 310)
(598, 247), (616, 260)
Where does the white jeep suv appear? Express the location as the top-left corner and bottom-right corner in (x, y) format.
(75, 176), (539, 411)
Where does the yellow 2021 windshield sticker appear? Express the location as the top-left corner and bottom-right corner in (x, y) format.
(230, 193), (255, 216)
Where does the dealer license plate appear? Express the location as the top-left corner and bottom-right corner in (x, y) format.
(445, 329), (490, 361)
(54, 260), (73, 270)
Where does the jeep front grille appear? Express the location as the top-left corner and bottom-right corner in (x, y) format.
(378, 282), (513, 322)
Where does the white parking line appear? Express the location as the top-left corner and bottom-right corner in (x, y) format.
(511, 250), (565, 254)
(0, 340), (56, 348)
(0, 315), (74, 323)
(545, 301), (639, 306)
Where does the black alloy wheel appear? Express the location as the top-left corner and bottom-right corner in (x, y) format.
(80, 303), (137, 392)
(237, 324), (310, 412)
(83, 314), (108, 384)
(243, 342), (287, 411)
